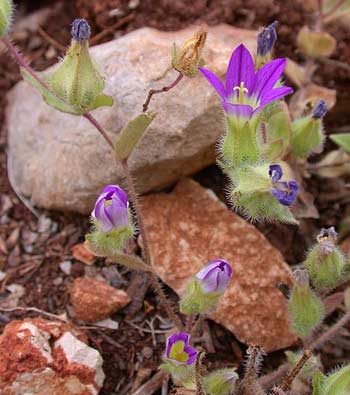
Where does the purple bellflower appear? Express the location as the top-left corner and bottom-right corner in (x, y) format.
(269, 164), (299, 206)
(166, 332), (197, 366)
(196, 259), (232, 294)
(199, 44), (292, 119)
(92, 185), (129, 233)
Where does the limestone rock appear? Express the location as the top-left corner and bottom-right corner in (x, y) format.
(6, 25), (257, 213)
(0, 318), (104, 394)
(140, 178), (297, 351)
(71, 277), (131, 322)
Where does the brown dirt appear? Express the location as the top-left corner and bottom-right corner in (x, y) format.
(0, 1), (350, 394)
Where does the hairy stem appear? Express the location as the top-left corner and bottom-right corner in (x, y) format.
(310, 308), (350, 351)
(83, 112), (115, 149)
(194, 352), (205, 395)
(279, 349), (311, 392)
(142, 72), (183, 112)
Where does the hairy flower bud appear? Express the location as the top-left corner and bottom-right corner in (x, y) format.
(312, 99), (328, 119)
(86, 185), (134, 256)
(305, 227), (345, 291)
(71, 18), (91, 41)
(288, 268), (325, 339)
(202, 368), (239, 395)
(172, 30), (207, 77)
(323, 365), (350, 395)
(0, 0), (13, 38)
(256, 21), (278, 68)
(180, 259), (232, 315)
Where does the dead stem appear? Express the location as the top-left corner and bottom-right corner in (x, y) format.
(279, 349), (311, 392)
(142, 72), (183, 112)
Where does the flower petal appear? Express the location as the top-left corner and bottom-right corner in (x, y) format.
(269, 164), (283, 183)
(184, 345), (198, 365)
(225, 44), (255, 98)
(259, 86), (293, 107)
(222, 101), (253, 118)
(252, 58), (287, 101)
(94, 199), (113, 232)
(199, 67), (226, 99)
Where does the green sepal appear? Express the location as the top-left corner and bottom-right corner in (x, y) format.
(222, 116), (260, 168)
(323, 365), (350, 395)
(312, 371), (327, 395)
(0, 0), (13, 38)
(305, 245), (346, 291)
(180, 277), (222, 315)
(161, 359), (195, 389)
(90, 94), (114, 110)
(115, 112), (156, 161)
(21, 69), (84, 115)
(85, 216), (134, 257)
(288, 283), (325, 339)
(262, 102), (292, 161)
(202, 368), (238, 395)
(330, 133), (350, 153)
(291, 117), (324, 159)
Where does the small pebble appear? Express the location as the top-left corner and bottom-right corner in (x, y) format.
(59, 260), (72, 276)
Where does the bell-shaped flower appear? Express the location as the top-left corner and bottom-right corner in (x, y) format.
(196, 259), (232, 294)
(165, 332), (197, 366)
(199, 44), (292, 120)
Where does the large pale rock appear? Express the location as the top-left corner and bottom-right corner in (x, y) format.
(6, 25), (257, 214)
(0, 318), (104, 394)
(141, 179), (297, 352)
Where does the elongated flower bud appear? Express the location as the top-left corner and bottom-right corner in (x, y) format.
(288, 268), (325, 339)
(180, 260), (232, 315)
(312, 99), (328, 119)
(305, 227), (345, 291)
(172, 31), (207, 78)
(86, 185), (134, 256)
(256, 21), (278, 68)
(0, 0), (13, 38)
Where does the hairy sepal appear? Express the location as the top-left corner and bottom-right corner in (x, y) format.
(291, 117), (324, 159)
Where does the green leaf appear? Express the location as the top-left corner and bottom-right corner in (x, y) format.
(0, 0), (13, 38)
(115, 112), (156, 161)
(330, 133), (350, 153)
(324, 365), (350, 395)
(312, 371), (326, 395)
(90, 94), (114, 110)
(22, 68), (84, 115)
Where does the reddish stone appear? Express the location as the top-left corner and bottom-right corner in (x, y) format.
(70, 278), (131, 322)
(141, 179), (297, 351)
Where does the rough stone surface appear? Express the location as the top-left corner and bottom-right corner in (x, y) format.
(71, 277), (131, 322)
(6, 25), (257, 214)
(0, 318), (104, 394)
(141, 178), (297, 352)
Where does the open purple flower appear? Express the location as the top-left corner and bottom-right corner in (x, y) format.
(166, 332), (197, 366)
(92, 185), (129, 233)
(199, 44), (292, 119)
(269, 164), (299, 206)
(196, 259), (232, 294)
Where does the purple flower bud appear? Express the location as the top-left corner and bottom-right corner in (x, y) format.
(257, 21), (278, 57)
(269, 164), (299, 206)
(312, 99), (327, 119)
(293, 268), (309, 286)
(196, 259), (232, 294)
(317, 227), (337, 255)
(165, 332), (197, 366)
(72, 19), (91, 41)
(92, 185), (129, 233)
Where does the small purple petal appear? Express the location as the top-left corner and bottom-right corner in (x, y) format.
(196, 259), (232, 294)
(258, 86), (293, 109)
(271, 180), (299, 206)
(226, 44), (255, 97)
(252, 58), (287, 101)
(222, 102), (254, 118)
(184, 345), (198, 365)
(269, 164), (283, 183)
(199, 67), (226, 100)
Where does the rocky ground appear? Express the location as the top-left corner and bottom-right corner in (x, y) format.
(0, 1), (350, 394)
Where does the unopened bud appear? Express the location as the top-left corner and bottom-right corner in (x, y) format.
(312, 99), (328, 119)
(256, 21), (278, 68)
(172, 30), (207, 78)
(293, 268), (309, 287)
(0, 0), (13, 38)
(288, 270), (325, 339)
(71, 18), (91, 41)
(202, 368), (239, 395)
(305, 227), (345, 291)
